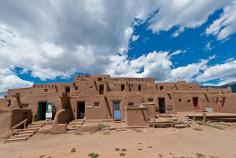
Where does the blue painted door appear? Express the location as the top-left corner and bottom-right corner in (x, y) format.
(113, 101), (121, 121)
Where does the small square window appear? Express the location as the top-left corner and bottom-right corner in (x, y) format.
(94, 102), (100, 106)
(44, 89), (48, 92)
(148, 98), (154, 102)
(98, 78), (102, 81)
(128, 102), (134, 106)
(160, 86), (164, 90)
(65, 86), (70, 93)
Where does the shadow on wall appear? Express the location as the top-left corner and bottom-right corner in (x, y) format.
(54, 93), (74, 124)
(0, 109), (32, 138)
(0, 110), (12, 138)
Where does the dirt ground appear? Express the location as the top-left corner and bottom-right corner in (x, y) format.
(1, 121), (236, 158)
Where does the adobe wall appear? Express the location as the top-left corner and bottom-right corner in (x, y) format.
(19, 93), (62, 118)
(11, 109), (32, 127)
(142, 92), (175, 114)
(2, 75), (236, 125)
(0, 98), (11, 110)
(220, 93), (236, 113)
(0, 110), (12, 138)
(70, 95), (111, 120)
(172, 91), (221, 112)
(125, 106), (148, 126)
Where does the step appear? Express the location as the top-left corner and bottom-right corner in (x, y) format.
(14, 133), (34, 137)
(29, 124), (44, 128)
(31, 121), (45, 125)
(4, 137), (29, 143)
(17, 130), (36, 135)
(69, 122), (83, 126)
(67, 127), (78, 131)
(10, 135), (31, 139)
(13, 129), (24, 132)
(27, 127), (40, 130)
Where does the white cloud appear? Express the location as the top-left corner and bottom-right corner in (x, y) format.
(106, 51), (172, 80)
(196, 60), (236, 84)
(204, 41), (214, 51)
(0, 0), (235, 94)
(0, 68), (32, 97)
(149, 0), (231, 34)
(206, 1), (236, 40)
(106, 50), (214, 83)
(131, 34), (139, 42)
(165, 59), (209, 82)
(0, 1), (160, 81)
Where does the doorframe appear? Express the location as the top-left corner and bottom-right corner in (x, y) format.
(158, 97), (166, 113)
(113, 100), (121, 120)
(77, 101), (86, 119)
(37, 101), (48, 120)
(192, 97), (199, 110)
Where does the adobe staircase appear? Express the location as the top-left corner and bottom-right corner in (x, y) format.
(67, 119), (114, 132)
(67, 119), (86, 131)
(4, 121), (46, 143)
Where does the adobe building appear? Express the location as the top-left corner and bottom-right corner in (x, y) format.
(0, 75), (236, 130)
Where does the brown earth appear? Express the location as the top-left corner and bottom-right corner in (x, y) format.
(1, 121), (236, 158)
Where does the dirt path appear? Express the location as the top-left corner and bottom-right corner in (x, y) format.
(1, 122), (236, 158)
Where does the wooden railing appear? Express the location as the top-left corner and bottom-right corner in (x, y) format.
(11, 119), (27, 135)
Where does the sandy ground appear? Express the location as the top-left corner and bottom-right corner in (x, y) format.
(1, 121), (236, 158)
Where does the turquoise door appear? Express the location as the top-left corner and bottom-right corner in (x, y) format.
(113, 101), (121, 121)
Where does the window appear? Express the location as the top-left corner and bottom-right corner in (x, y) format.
(160, 86), (164, 91)
(98, 77), (102, 81)
(65, 86), (70, 93)
(178, 99), (182, 102)
(148, 98), (154, 102)
(94, 102), (100, 106)
(128, 102), (134, 106)
(121, 84), (125, 91)
(44, 89), (48, 92)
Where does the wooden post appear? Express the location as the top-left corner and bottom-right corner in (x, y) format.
(203, 113), (207, 122)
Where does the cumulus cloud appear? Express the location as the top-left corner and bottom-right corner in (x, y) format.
(148, 0), (231, 34)
(0, 0), (236, 94)
(206, 1), (236, 40)
(106, 51), (172, 80)
(196, 60), (236, 84)
(0, 68), (32, 97)
(0, 1), (159, 80)
(106, 50), (215, 83)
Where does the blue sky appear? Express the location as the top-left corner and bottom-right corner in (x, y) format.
(0, 0), (236, 95)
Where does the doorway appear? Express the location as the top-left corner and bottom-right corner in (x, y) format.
(158, 98), (166, 113)
(99, 84), (104, 95)
(37, 102), (47, 120)
(113, 101), (121, 121)
(192, 97), (199, 110)
(77, 101), (85, 119)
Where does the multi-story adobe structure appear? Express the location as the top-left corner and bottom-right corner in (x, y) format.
(0, 75), (236, 127)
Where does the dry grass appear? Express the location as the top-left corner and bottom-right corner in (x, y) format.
(196, 153), (206, 158)
(88, 153), (99, 158)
